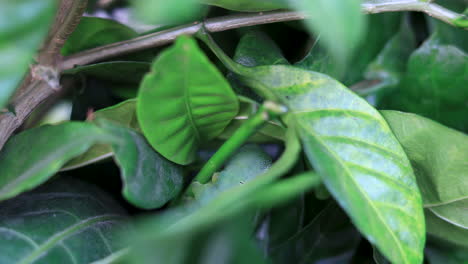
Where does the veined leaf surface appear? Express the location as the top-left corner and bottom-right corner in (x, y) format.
(137, 36), (239, 165)
(0, 178), (129, 264)
(237, 65), (425, 264)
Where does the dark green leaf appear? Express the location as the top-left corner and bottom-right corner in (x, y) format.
(200, 0), (287, 11)
(384, 34), (468, 131)
(428, 199), (468, 230)
(61, 17), (137, 56)
(425, 210), (468, 248)
(382, 111), (468, 206)
(98, 120), (184, 209)
(425, 238), (468, 264)
(359, 18), (415, 100)
(229, 31), (288, 102)
(137, 36), (239, 165)
(63, 61), (150, 84)
(0, 0), (56, 108)
(0, 122), (113, 201)
(291, 0), (366, 63)
(0, 177), (129, 264)
(270, 202), (360, 264)
(296, 13), (401, 85)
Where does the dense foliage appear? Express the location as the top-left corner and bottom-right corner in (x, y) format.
(0, 0), (467, 263)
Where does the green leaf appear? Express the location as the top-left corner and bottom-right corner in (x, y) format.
(200, 0), (287, 11)
(425, 210), (468, 248)
(0, 122), (113, 202)
(381, 111), (468, 206)
(133, 0), (205, 25)
(63, 99), (140, 171)
(270, 202), (361, 264)
(198, 36), (425, 262)
(360, 18), (415, 99)
(228, 30), (288, 101)
(425, 238), (468, 264)
(0, 177), (130, 264)
(428, 199), (468, 229)
(137, 36), (239, 165)
(231, 66), (424, 263)
(61, 17), (138, 56)
(384, 34), (468, 131)
(63, 61), (150, 84)
(97, 120), (184, 209)
(0, 0), (56, 108)
(291, 0), (366, 63)
(296, 13), (400, 85)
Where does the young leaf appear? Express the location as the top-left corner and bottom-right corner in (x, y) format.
(0, 122), (114, 202)
(199, 34), (425, 263)
(97, 120), (184, 209)
(381, 111), (468, 206)
(0, 178), (130, 264)
(0, 0), (56, 108)
(200, 0), (287, 11)
(137, 36), (239, 165)
(61, 17), (138, 56)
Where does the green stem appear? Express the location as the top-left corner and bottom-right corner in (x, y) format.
(195, 103), (283, 184)
(196, 27), (250, 77)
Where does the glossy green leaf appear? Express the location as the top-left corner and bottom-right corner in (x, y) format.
(219, 59), (426, 262)
(269, 202), (361, 264)
(425, 210), (468, 248)
(0, 177), (130, 264)
(98, 120), (184, 209)
(63, 61), (150, 84)
(61, 17), (137, 56)
(0, 0), (56, 108)
(137, 36), (239, 165)
(200, 0), (287, 11)
(384, 33), (468, 131)
(381, 111), (468, 206)
(63, 99), (139, 171)
(205, 52), (425, 263)
(0, 122), (113, 202)
(291, 0), (366, 63)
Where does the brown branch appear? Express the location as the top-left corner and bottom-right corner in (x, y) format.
(0, 0), (88, 150)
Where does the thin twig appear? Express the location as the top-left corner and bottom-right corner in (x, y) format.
(61, 1), (466, 69)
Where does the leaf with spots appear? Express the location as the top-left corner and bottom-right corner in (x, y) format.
(137, 36), (239, 165)
(198, 33), (425, 264)
(0, 177), (130, 264)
